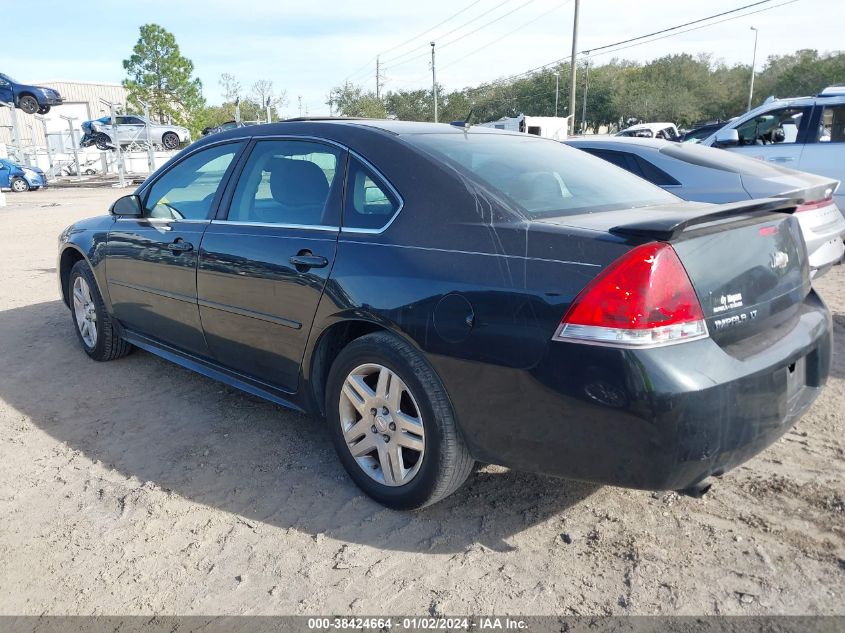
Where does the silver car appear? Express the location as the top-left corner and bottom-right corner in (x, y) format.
(565, 136), (845, 277)
(81, 115), (191, 150)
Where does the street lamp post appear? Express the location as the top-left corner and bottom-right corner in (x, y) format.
(747, 26), (759, 112)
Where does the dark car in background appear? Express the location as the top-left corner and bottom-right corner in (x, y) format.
(201, 120), (248, 136)
(679, 121), (729, 143)
(0, 73), (63, 114)
(57, 120), (831, 509)
(565, 136), (845, 276)
(0, 158), (47, 192)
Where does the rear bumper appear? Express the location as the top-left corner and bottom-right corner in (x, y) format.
(438, 291), (831, 491)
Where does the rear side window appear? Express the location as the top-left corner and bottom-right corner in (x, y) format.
(816, 105), (845, 142)
(582, 148), (679, 187)
(633, 155), (679, 186)
(226, 139), (344, 227)
(407, 134), (677, 218)
(343, 157), (400, 231)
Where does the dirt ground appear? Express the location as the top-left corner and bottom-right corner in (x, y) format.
(0, 186), (842, 616)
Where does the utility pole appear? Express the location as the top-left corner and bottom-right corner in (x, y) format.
(568, 0), (580, 135)
(581, 52), (590, 133)
(266, 96), (272, 124)
(298, 96), (303, 117)
(747, 27), (759, 112)
(376, 55), (381, 100)
(555, 71), (560, 117)
(431, 41), (438, 123)
(234, 97), (241, 124)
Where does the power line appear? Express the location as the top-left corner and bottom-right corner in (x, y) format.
(385, 0), (539, 73)
(381, 0), (485, 57)
(382, 0), (515, 67)
(341, 0), (487, 83)
(440, 0), (572, 72)
(589, 0), (797, 58)
(462, 0), (793, 97)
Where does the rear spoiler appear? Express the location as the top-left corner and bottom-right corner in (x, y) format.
(609, 198), (800, 241)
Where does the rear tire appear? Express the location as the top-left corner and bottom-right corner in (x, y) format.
(69, 260), (133, 361)
(326, 332), (474, 509)
(162, 131), (180, 150)
(38, 105), (51, 115)
(18, 95), (38, 114)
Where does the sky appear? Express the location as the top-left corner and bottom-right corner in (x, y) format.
(2, 0), (840, 118)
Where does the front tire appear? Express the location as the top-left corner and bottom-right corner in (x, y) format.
(10, 177), (29, 192)
(18, 95), (39, 114)
(326, 332), (474, 509)
(69, 260), (133, 361)
(94, 133), (113, 151)
(162, 131), (180, 150)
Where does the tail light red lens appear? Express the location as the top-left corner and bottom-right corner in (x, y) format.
(553, 242), (708, 347)
(795, 196), (834, 213)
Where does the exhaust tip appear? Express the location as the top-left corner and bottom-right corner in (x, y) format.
(678, 479), (714, 498)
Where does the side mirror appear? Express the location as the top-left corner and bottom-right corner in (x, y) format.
(110, 194), (142, 217)
(714, 128), (740, 147)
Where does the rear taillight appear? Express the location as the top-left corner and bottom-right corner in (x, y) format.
(553, 242), (708, 348)
(796, 196), (834, 213)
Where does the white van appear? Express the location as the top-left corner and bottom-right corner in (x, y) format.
(702, 85), (845, 205)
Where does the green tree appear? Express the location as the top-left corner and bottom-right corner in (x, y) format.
(123, 24), (205, 127)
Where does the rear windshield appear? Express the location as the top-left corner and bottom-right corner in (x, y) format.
(406, 133), (678, 218)
(659, 143), (801, 177)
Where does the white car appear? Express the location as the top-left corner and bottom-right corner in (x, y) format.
(80, 115), (191, 151)
(702, 85), (845, 207)
(616, 122), (680, 140)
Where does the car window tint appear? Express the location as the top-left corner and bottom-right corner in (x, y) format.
(816, 105), (845, 142)
(580, 148), (635, 172)
(343, 157), (400, 230)
(227, 140), (343, 226)
(144, 142), (243, 220)
(632, 155), (680, 186)
(734, 106), (810, 145)
(408, 134), (677, 218)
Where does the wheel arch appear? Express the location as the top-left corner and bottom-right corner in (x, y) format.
(305, 317), (422, 418)
(58, 245), (108, 310)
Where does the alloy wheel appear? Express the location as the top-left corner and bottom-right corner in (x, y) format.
(339, 363), (426, 486)
(11, 178), (28, 192)
(72, 276), (98, 348)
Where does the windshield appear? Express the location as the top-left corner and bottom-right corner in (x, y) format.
(0, 73), (18, 83)
(405, 133), (679, 218)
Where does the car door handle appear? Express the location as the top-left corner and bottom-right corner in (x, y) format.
(289, 252), (328, 270)
(769, 156), (795, 162)
(167, 240), (193, 253)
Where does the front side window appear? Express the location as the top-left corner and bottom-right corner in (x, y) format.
(816, 105), (845, 142)
(343, 157), (400, 230)
(407, 133), (678, 219)
(226, 140), (343, 226)
(144, 142), (243, 220)
(734, 106), (810, 145)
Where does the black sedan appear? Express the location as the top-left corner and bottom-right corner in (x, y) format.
(57, 120), (832, 509)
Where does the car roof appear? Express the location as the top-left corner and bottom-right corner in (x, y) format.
(566, 136), (667, 150)
(195, 118), (529, 148)
(620, 122), (676, 132)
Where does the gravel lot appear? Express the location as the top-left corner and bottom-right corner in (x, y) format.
(0, 186), (843, 616)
